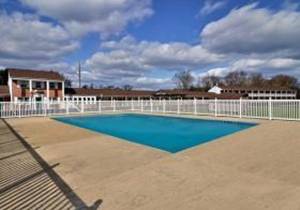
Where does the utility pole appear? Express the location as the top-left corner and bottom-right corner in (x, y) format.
(78, 61), (81, 88)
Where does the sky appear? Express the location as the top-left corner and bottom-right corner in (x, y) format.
(1, 0), (300, 89)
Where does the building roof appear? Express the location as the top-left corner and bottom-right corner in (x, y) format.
(65, 88), (242, 99)
(218, 85), (296, 91)
(0, 85), (9, 97)
(65, 88), (155, 97)
(156, 89), (242, 99)
(7, 68), (64, 81)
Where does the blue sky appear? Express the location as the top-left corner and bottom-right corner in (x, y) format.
(1, 0), (300, 89)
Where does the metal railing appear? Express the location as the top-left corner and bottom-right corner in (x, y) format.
(0, 99), (299, 121)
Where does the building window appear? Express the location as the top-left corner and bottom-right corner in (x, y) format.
(50, 82), (56, 89)
(32, 81), (45, 89)
(18, 80), (29, 89)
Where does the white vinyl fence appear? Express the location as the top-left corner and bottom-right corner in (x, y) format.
(0, 99), (300, 121)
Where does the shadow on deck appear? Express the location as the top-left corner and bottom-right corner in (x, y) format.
(0, 119), (102, 209)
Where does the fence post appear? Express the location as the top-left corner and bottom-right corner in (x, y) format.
(141, 99), (144, 112)
(297, 100), (300, 120)
(44, 101), (47, 117)
(215, 98), (218, 117)
(177, 98), (180, 114)
(150, 98), (153, 112)
(239, 98), (242, 118)
(98, 100), (101, 113)
(18, 103), (21, 118)
(131, 100), (134, 111)
(113, 99), (116, 112)
(194, 98), (197, 115)
(163, 99), (166, 113)
(269, 98), (272, 120)
(81, 100), (84, 113)
(66, 100), (69, 115)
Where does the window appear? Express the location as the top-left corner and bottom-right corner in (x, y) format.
(50, 82), (56, 89)
(32, 81), (42, 89)
(18, 80), (29, 89)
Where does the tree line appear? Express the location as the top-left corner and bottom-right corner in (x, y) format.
(0, 69), (298, 94)
(173, 70), (299, 91)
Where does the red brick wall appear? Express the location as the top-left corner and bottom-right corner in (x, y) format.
(12, 80), (31, 98)
(12, 80), (63, 99)
(49, 89), (63, 98)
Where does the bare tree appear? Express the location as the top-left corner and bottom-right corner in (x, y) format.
(224, 71), (248, 86)
(269, 74), (298, 88)
(58, 73), (72, 88)
(123, 84), (133, 91)
(200, 75), (221, 90)
(247, 72), (266, 87)
(64, 79), (72, 88)
(173, 70), (194, 89)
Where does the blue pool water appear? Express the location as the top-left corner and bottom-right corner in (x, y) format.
(54, 114), (256, 153)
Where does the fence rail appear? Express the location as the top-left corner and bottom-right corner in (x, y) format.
(1, 99), (300, 121)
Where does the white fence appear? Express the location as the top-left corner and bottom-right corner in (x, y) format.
(0, 99), (300, 121)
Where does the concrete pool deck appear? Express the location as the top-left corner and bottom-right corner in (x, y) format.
(4, 114), (300, 209)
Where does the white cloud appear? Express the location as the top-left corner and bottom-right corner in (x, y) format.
(21, 0), (153, 37)
(199, 0), (226, 16)
(130, 77), (173, 89)
(200, 58), (300, 80)
(100, 35), (223, 69)
(83, 35), (223, 88)
(0, 12), (79, 70)
(230, 58), (300, 72)
(201, 67), (229, 77)
(201, 3), (300, 57)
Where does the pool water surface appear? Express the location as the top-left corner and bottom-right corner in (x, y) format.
(55, 114), (256, 153)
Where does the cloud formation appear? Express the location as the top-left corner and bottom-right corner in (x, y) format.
(199, 0), (226, 16)
(201, 3), (300, 57)
(2, 1), (300, 89)
(21, 0), (153, 38)
(83, 35), (222, 87)
(98, 35), (222, 69)
(0, 12), (78, 72)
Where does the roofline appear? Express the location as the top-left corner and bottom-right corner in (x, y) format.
(8, 76), (64, 82)
(216, 85), (297, 91)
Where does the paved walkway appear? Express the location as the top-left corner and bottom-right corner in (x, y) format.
(5, 116), (300, 210)
(0, 119), (101, 210)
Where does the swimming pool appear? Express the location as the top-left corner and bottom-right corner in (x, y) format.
(55, 114), (256, 153)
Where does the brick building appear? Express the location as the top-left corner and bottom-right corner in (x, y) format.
(7, 68), (65, 102)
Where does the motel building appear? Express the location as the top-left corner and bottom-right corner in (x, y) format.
(209, 85), (297, 99)
(7, 68), (65, 102)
